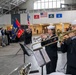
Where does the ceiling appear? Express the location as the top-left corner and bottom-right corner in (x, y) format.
(0, 0), (27, 15)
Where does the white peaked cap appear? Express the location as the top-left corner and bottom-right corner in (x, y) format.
(49, 72), (65, 75)
(71, 20), (76, 25)
(47, 25), (55, 30)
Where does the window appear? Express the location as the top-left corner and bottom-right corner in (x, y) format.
(45, 2), (48, 9)
(38, 2), (41, 9)
(49, 2), (52, 8)
(45, 0), (49, 1)
(41, 0), (45, 2)
(37, 0), (41, 2)
(49, 0), (52, 1)
(34, 0), (65, 9)
(34, 2), (38, 9)
(41, 2), (45, 9)
(53, 1), (56, 8)
(61, 0), (65, 8)
(53, 0), (56, 1)
(57, 1), (60, 8)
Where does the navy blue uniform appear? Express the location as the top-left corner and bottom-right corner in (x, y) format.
(41, 35), (58, 74)
(24, 30), (32, 45)
(61, 36), (76, 75)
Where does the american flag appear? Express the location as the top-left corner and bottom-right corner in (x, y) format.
(27, 12), (30, 25)
(40, 12), (47, 17)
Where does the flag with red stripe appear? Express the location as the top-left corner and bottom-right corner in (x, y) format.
(16, 19), (21, 28)
(27, 12), (30, 25)
(40, 12), (47, 17)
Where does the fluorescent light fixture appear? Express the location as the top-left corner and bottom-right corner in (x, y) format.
(0, 7), (2, 9)
(10, 3), (16, 5)
(22, 0), (25, 1)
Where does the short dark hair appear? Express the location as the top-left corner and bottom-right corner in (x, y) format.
(51, 29), (55, 34)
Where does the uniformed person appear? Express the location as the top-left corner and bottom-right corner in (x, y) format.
(41, 25), (58, 75)
(61, 20), (76, 75)
(24, 26), (32, 45)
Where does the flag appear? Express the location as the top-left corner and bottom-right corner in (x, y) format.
(40, 12), (47, 17)
(34, 15), (39, 19)
(13, 21), (18, 28)
(12, 19), (24, 39)
(27, 12), (30, 25)
(16, 19), (21, 27)
(12, 20), (18, 40)
(17, 29), (24, 38)
(48, 14), (54, 18)
(12, 27), (18, 40)
(56, 13), (62, 18)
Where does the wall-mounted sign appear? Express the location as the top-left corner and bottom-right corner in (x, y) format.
(56, 13), (62, 18)
(48, 14), (54, 18)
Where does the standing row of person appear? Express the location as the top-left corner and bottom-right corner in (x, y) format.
(61, 20), (76, 75)
(1, 27), (11, 46)
(40, 20), (76, 75)
(0, 26), (32, 47)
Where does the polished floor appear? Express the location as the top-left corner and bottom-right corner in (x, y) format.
(0, 36), (67, 75)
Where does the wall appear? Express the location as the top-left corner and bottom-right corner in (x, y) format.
(20, 10), (76, 24)
(20, 0), (75, 10)
(30, 25), (42, 35)
(0, 10), (76, 25)
(65, 0), (76, 4)
(0, 15), (11, 25)
(72, 0), (76, 3)
(20, 13), (33, 25)
(65, 0), (73, 4)
(0, 0), (76, 26)
(19, 0), (76, 24)
(20, 0), (35, 10)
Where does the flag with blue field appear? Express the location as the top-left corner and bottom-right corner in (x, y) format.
(12, 27), (18, 40)
(13, 21), (18, 28)
(56, 13), (62, 18)
(12, 20), (18, 40)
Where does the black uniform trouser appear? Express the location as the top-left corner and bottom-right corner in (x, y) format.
(66, 65), (76, 75)
(24, 37), (31, 45)
(46, 57), (57, 74)
(7, 36), (10, 45)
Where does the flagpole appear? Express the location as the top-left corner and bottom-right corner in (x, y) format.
(26, 9), (28, 26)
(33, 0), (34, 25)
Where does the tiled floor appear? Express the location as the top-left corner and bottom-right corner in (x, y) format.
(0, 36), (67, 75)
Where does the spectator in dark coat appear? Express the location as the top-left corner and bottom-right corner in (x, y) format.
(5, 30), (11, 45)
(24, 27), (32, 45)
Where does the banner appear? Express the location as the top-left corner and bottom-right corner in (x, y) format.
(34, 15), (39, 19)
(56, 13), (62, 18)
(17, 29), (24, 38)
(12, 19), (24, 39)
(48, 14), (54, 18)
